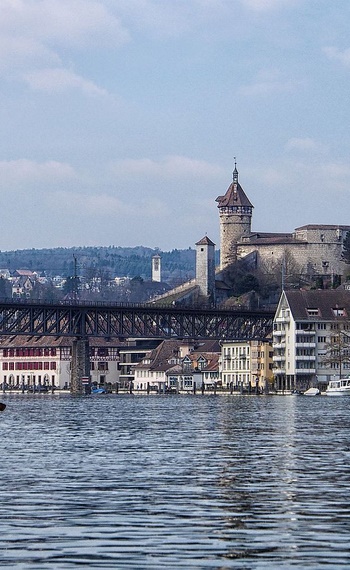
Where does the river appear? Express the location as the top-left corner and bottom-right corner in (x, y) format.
(0, 394), (349, 569)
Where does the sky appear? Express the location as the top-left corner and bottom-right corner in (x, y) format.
(1, 0), (350, 253)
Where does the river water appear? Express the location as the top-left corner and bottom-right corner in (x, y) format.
(0, 394), (350, 569)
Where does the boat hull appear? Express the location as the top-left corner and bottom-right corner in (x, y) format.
(325, 377), (350, 396)
(325, 388), (350, 396)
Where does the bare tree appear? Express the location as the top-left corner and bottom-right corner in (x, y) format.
(320, 326), (350, 378)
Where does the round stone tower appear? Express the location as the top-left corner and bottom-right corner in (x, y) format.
(216, 164), (253, 270)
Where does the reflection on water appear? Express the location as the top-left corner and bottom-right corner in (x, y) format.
(0, 394), (350, 568)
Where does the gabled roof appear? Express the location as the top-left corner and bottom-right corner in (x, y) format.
(13, 269), (36, 277)
(138, 339), (181, 372)
(196, 236), (215, 246)
(283, 289), (350, 320)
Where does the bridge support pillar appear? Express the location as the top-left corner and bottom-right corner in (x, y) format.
(71, 338), (90, 395)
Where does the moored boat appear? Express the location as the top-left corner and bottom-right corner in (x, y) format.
(325, 377), (350, 396)
(91, 386), (106, 394)
(303, 387), (320, 396)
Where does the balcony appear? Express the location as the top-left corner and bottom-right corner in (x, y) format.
(295, 355), (316, 361)
(273, 342), (285, 349)
(295, 342), (316, 348)
(273, 367), (286, 375)
(295, 368), (316, 374)
(273, 330), (286, 337)
(275, 315), (290, 324)
(295, 329), (316, 335)
(273, 355), (285, 362)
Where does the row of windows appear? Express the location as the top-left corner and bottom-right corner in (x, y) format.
(3, 374), (56, 384)
(223, 361), (250, 371)
(3, 362), (56, 370)
(2, 361), (109, 371)
(3, 348), (57, 357)
(223, 347), (250, 357)
(91, 362), (109, 371)
(223, 373), (250, 383)
(2, 347), (116, 358)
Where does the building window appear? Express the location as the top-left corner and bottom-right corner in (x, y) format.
(332, 308), (346, 317)
(307, 308), (319, 316)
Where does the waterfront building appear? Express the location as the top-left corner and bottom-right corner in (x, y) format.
(273, 287), (350, 392)
(133, 338), (220, 392)
(0, 336), (122, 391)
(220, 339), (273, 392)
(118, 338), (163, 389)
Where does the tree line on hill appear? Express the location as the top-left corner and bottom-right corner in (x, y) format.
(0, 246), (197, 284)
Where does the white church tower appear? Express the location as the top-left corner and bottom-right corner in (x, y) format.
(152, 254), (161, 282)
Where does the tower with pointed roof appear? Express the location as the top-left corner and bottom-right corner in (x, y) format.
(216, 164), (253, 270)
(152, 254), (161, 282)
(195, 235), (216, 301)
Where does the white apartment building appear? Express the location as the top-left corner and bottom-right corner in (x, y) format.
(220, 339), (273, 393)
(273, 287), (350, 392)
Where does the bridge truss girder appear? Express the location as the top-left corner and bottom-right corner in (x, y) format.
(0, 302), (274, 341)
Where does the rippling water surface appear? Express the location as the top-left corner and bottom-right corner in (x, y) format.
(1, 394), (350, 569)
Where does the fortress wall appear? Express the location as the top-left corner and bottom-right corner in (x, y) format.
(237, 241), (346, 275)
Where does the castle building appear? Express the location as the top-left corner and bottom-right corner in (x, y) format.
(217, 166), (350, 279)
(216, 164), (253, 269)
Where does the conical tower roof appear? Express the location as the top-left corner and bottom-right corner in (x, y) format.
(216, 166), (253, 209)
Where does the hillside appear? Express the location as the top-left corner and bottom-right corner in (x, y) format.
(0, 246), (199, 285)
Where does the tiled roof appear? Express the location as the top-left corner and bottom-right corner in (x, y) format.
(216, 173), (253, 209)
(295, 224), (350, 231)
(196, 236), (215, 246)
(216, 183), (253, 208)
(202, 354), (220, 372)
(284, 290), (350, 320)
(0, 335), (126, 348)
(246, 235), (298, 245)
(13, 270), (36, 277)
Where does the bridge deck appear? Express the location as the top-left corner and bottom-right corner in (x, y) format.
(0, 300), (274, 340)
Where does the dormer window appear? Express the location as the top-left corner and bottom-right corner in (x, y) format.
(333, 307), (346, 317)
(307, 308), (319, 316)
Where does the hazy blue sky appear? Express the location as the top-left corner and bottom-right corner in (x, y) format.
(1, 0), (350, 252)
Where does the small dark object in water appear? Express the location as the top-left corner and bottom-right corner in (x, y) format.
(0, 402), (6, 411)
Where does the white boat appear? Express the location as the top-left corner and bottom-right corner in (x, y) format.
(325, 377), (350, 396)
(303, 387), (320, 396)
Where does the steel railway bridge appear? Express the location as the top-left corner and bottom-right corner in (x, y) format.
(0, 300), (274, 394)
(0, 299), (274, 340)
